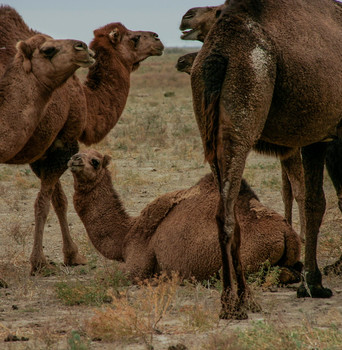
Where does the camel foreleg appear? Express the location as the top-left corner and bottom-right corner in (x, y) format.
(280, 149), (306, 242)
(51, 180), (87, 266)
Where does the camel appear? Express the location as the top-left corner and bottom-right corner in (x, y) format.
(179, 4), (307, 242)
(68, 149), (302, 284)
(0, 6), (164, 275)
(179, 3), (342, 275)
(175, 52), (197, 75)
(190, 0), (342, 319)
(0, 34), (94, 162)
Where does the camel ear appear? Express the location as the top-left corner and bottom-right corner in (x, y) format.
(102, 155), (111, 168)
(108, 28), (121, 45)
(16, 40), (33, 73)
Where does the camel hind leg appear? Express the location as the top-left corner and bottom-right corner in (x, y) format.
(297, 143), (332, 298)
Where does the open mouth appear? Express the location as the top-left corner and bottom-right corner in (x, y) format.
(180, 29), (199, 40)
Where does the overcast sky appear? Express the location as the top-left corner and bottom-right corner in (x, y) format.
(3, 1), (220, 47)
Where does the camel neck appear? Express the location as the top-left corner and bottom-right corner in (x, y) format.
(73, 170), (132, 260)
(80, 47), (131, 146)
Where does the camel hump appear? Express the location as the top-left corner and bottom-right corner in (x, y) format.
(128, 186), (202, 242)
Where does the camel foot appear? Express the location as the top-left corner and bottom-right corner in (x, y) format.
(219, 289), (260, 320)
(297, 284), (333, 298)
(30, 261), (58, 276)
(278, 266), (302, 285)
(323, 258), (342, 276)
(63, 252), (87, 266)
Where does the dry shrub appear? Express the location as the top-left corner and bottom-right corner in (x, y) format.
(85, 272), (180, 345)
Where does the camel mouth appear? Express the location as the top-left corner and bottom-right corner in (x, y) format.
(181, 29), (200, 40)
(68, 160), (85, 173)
(75, 57), (96, 68)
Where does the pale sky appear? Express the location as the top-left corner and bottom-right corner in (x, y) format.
(2, 1), (220, 47)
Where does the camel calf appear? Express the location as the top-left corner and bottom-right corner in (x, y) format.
(69, 149), (302, 283)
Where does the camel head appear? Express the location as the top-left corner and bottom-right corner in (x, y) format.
(179, 5), (224, 42)
(68, 149), (111, 186)
(90, 23), (164, 72)
(175, 52), (198, 75)
(15, 34), (95, 89)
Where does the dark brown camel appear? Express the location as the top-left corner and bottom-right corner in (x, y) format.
(191, 0), (342, 319)
(0, 6), (164, 275)
(0, 33), (94, 162)
(69, 149), (302, 283)
(179, 4), (306, 242)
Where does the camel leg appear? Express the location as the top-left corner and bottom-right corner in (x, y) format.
(30, 140), (83, 274)
(324, 139), (342, 275)
(280, 150), (306, 242)
(30, 182), (53, 274)
(297, 143), (332, 298)
(51, 181), (87, 266)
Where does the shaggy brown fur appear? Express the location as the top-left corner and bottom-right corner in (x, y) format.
(179, 4), (306, 241)
(191, 0), (342, 318)
(0, 34), (94, 162)
(69, 149), (302, 284)
(0, 6), (164, 274)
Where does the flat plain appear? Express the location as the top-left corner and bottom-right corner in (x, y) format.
(0, 48), (342, 349)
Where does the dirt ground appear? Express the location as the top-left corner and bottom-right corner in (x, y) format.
(1, 50), (342, 349)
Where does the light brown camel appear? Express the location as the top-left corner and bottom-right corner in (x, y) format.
(190, 0), (342, 319)
(0, 6), (164, 275)
(68, 149), (302, 284)
(0, 34), (94, 162)
(179, 4), (306, 242)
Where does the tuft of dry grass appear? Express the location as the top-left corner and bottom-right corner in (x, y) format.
(85, 272), (180, 346)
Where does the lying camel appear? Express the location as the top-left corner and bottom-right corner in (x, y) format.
(190, 0), (342, 318)
(0, 34), (94, 162)
(69, 149), (302, 283)
(0, 6), (164, 274)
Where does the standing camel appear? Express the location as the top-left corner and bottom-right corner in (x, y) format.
(0, 33), (94, 162)
(69, 149), (302, 283)
(191, 0), (342, 319)
(179, 4), (306, 242)
(0, 6), (164, 275)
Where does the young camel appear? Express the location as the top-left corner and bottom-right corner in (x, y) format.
(0, 34), (94, 162)
(190, 0), (342, 319)
(0, 6), (164, 275)
(179, 4), (306, 242)
(69, 149), (302, 284)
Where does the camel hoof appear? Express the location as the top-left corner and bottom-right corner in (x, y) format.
(323, 262), (342, 276)
(297, 284), (333, 298)
(219, 308), (248, 320)
(64, 253), (87, 266)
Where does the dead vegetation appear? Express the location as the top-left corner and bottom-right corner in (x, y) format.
(0, 48), (342, 349)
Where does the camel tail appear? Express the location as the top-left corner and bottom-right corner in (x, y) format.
(201, 53), (228, 163)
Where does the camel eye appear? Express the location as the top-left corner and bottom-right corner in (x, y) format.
(131, 35), (141, 47)
(215, 10), (222, 18)
(183, 11), (194, 19)
(40, 46), (59, 58)
(91, 159), (100, 169)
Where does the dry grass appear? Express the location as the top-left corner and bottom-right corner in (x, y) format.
(1, 48), (342, 349)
